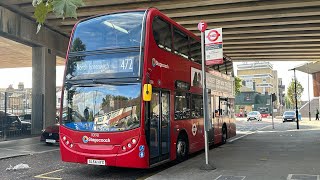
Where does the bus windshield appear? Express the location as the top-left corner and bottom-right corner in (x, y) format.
(70, 11), (146, 52)
(61, 83), (141, 132)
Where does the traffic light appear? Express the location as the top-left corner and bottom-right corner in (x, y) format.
(271, 93), (277, 102)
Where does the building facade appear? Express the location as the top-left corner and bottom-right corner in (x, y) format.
(237, 62), (280, 107)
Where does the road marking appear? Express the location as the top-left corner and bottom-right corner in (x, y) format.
(34, 169), (63, 180)
(214, 175), (246, 180)
(287, 174), (319, 180)
(0, 147), (32, 153)
(228, 125), (271, 143)
(32, 148), (60, 154)
(4, 142), (43, 148)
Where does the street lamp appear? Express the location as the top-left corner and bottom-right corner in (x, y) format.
(289, 68), (299, 129)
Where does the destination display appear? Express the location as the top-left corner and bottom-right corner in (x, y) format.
(67, 52), (139, 77)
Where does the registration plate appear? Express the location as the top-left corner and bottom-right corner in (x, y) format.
(45, 139), (56, 143)
(87, 159), (106, 166)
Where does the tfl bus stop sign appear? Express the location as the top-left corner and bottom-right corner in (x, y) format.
(198, 21), (207, 32)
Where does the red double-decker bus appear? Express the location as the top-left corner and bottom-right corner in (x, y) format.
(60, 8), (236, 168)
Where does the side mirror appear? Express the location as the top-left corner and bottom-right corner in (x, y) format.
(143, 84), (152, 101)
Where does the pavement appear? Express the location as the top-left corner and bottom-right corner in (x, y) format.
(147, 118), (320, 180)
(0, 136), (59, 160)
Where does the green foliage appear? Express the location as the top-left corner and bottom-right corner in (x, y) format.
(52, 0), (84, 19)
(34, 1), (53, 25)
(33, 0), (84, 33)
(234, 76), (242, 94)
(284, 95), (292, 109)
(286, 78), (304, 106)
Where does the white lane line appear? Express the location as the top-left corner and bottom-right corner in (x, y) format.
(228, 125), (271, 143)
(31, 148), (60, 154)
(0, 147), (33, 153)
(4, 142), (43, 148)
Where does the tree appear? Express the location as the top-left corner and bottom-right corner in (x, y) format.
(284, 95), (293, 109)
(32, 0), (84, 33)
(234, 76), (242, 94)
(286, 78), (304, 107)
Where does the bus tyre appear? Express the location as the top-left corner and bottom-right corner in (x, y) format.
(176, 135), (188, 162)
(222, 126), (227, 144)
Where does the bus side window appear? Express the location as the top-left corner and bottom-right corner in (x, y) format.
(173, 27), (189, 59)
(189, 38), (201, 64)
(174, 91), (190, 120)
(152, 16), (172, 52)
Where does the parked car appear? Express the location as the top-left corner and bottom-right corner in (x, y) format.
(282, 111), (301, 122)
(19, 114), (31, 123)
(40, 123), (60, 144)
(0, 111), (31, 136)
(247, 111), (262, 121)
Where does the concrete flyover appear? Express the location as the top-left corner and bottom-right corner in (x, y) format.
(1, 0), (320, 62)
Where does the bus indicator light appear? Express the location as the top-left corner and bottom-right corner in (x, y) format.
(127, 143), (132, 148)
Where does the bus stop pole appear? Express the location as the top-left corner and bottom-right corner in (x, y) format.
(294, 68), (299, 129)
(200, 27), (215, 170)
(271, 94), (274, 129)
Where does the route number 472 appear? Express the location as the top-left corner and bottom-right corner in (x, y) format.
(121, 58), (133, 70)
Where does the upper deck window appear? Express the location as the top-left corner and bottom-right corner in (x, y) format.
(173, 27), (189, 59)
(152, 17), (172, 52)
(70, 11), (145, 52)
(189, 38), (201, 63)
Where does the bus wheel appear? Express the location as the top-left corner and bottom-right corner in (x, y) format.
(221, 126), (227, 144)
(176, 135), (188, 162)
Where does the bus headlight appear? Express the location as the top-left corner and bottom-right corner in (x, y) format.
(127, 143), (132, 148)
(132, 138), (137, 144)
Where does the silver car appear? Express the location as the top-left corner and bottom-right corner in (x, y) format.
(247, 111), (262, 121)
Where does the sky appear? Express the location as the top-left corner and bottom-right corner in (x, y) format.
(0, 61), (315, 101)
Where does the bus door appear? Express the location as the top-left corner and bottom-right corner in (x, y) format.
(149, 90), (170, 164)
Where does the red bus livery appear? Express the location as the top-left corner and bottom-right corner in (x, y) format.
(60, 8), (236, 168)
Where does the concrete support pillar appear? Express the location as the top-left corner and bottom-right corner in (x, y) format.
(32, 47), (56, 134)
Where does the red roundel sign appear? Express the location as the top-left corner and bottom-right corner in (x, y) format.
(207, 30), (221, 42)
(197, 21), (207, 32)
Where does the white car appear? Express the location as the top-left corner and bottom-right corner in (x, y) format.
(247, 111), (262, 121)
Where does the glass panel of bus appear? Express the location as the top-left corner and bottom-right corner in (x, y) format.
(152, 16), (172, 52)
(70, 11), (145, 52)
(189, 38), (201, 63)
(150, 91), (160, 158)
(62, 83), (141, 132)
(161, 92), (170, 155)
(173, 27), (189, 58)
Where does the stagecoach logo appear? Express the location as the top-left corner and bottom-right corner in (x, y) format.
(152, 58), (169, 69)
(82, 135), (111, 143)
(192, 123), (197, 136)
(82, 136), (89, 143)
